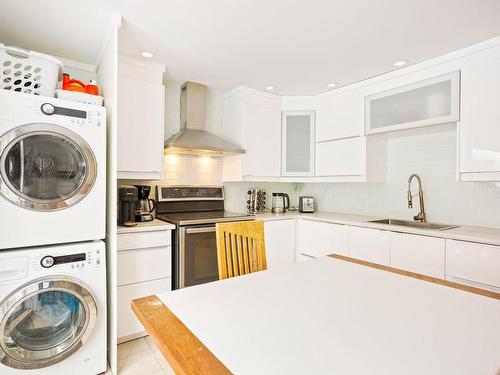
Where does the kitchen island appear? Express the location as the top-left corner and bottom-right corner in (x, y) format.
(132, 254), (500, 375)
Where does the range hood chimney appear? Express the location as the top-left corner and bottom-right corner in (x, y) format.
(164, 81), (245, 156)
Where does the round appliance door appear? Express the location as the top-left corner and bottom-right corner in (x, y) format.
(0, 277), (97, 369)
(0, 123), (97, 211)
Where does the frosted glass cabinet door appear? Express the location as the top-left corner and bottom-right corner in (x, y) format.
(365, 71), (460, 134)
(281, 111), (315, 176)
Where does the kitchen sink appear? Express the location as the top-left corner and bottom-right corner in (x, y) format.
(369, 218), (459, 231)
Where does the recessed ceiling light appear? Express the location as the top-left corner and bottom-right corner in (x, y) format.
(393, 60), (407, 67)
(326, 83), (337, 88)
(265, 85), (276, 90)
(141, 51), (154, 58)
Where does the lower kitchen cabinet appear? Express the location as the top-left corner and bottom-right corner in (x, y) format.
(117, 278), (171, 342)
(446, 239), (500, 291)
(117, 228), (172, 343)
(264, 219), (296, 268)
(348, 226), (391, 265)
(296, 219), (348, 258)
(390, 232), (445, 278)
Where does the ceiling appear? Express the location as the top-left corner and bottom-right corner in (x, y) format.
(1, 0), (500, 95)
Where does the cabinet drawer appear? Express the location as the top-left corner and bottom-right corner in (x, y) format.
(446, 240), (500, 288)
(391, 233), (445, 278)
(349, 226), (390, 265)
(296, 219), (348, 257)
(117, 278), (171, 342)
(117, 246), (171, 286)
(117, 230), (171, 251)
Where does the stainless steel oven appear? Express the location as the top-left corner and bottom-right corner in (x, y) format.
(178, 225), (218, 288)
(155, 185), (254, 290)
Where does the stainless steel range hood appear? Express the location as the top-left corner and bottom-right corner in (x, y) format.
(164, 81), (245, 156)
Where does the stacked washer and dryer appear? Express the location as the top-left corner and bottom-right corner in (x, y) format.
(0, 90), (107, 375)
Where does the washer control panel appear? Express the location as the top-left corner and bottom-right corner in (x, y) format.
(34, 248), (103, 271)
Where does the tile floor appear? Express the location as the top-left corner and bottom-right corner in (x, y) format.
(117, 336), (175, 375)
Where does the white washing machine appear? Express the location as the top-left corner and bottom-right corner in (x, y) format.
(0, 241), (107, 375)
(0, 90), (106, 250)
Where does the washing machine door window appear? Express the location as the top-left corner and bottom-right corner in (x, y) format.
(0, 123), (97, 211)
(0, 277), (97, 369)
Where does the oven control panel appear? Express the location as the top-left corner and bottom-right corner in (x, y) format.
(157, 186), (225, 201)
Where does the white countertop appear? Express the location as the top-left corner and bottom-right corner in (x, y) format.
(117, 219), (175, 234)
(158, 256), (500, 374)
(256, 211), (500, 246)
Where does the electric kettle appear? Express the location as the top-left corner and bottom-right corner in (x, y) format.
(271, 193), (290, 214)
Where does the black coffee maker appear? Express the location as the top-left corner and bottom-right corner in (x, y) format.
(118, 186), (138, 227)
(134, 185), (155, 222)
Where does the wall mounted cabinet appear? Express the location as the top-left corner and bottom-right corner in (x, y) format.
(365, 71), (460, 135)
(117, 56), (165, 179)
(315, 89), (365, 142)
(315, 135), (386, 182)
(281, 111), (315, 176)
(458, 46), (500, 181)
(222, 88), (282, 180)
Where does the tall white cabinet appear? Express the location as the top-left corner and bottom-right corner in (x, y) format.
(117, 55), (165, 179)
(222, 88), (282, 179)
(459, 45), (500, 181)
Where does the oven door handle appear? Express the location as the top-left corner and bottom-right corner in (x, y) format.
(185, 227), (216, 234)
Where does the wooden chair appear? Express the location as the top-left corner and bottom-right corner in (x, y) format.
(215, 220), (267, 280)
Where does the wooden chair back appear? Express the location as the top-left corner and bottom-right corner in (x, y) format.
(216, 220), (267, 279)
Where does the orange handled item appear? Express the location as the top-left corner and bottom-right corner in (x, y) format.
(62, 74), (100, 95)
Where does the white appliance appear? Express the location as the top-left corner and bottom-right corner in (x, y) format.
(0, 90), (106, 250)
(0, 241), (106, 375)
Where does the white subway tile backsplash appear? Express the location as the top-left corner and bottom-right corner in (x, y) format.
(225, 124), (500, 228)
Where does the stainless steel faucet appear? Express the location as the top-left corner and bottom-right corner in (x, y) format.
(407, 174), (426, 222)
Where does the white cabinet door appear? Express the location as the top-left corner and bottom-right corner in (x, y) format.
(264, 219), (296, 268)
(117, 246), (171, 286)
(117, 278), (171, 342)
(348, 226), (390, 265)
(365, 71), (460, 135)
(117, 75), (164, 179)
(281, 111), (315, 176)
(390, 232), (445, 278)
(459, 46), (500, 179)
(316, 90), (365, 142)
(296, 219), (348, 258)
(241, 102), (282, 177)
(446, 240), (500, 289)
(316, 137), (366, 177)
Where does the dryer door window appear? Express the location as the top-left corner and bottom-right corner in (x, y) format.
(0, 277), (97, 369)
(0, 123), (97, 211)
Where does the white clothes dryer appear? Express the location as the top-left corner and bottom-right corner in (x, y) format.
(0, 90), (106, 249)
(0, 240), (107, 375)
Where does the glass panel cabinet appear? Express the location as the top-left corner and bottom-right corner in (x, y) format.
(365, 71), (460, 134)
(281, 111), (315, 176)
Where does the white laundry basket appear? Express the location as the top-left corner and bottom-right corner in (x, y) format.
(0, 43), (63, 97)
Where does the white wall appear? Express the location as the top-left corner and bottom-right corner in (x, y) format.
(224, 124), (500, 229)
(97, 14), (121, 374)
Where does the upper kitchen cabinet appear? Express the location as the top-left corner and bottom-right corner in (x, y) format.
(365, 71), (460, 135)
(315, 135), (386, 182)
(281, 111), (315, 176)
(222, 87), (282, 180)
(458, 45), (500, 181)
(315, 89), (365, 142)
(117, 55), (165, 179)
